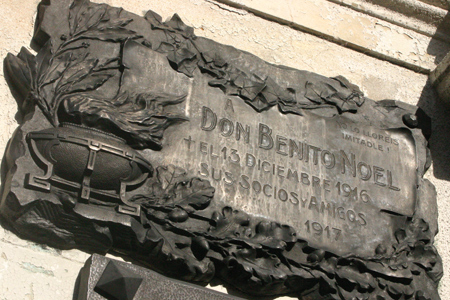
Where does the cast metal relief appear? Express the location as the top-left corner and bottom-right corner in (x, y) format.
(0, 0), (442, 299)
(75, 254), (244, 300)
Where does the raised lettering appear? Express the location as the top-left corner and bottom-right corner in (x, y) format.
(308, 196), (319, 213)
(387, 170), (400, 191)
(289, 139), (303, 160)
(224, 99), (234, 112)
(357, 162), (372, 181)
(276, 135), (288, 156)
(263, 184), (272, 197)
(224, 172), (234, 185)
(287, 169), (299, 182)
(200, 142), (208, 154)
(219, 118), (234, 137)
(236, 122), (250, 143)
(320, 202), (336, 217)
(321, 150), (336, 169)
(199, 163), (209, 176)
(341, 150), (356, 177)
(201, 106), (217, 131)
(239, 175), (250, 189)
(373, 166), (386, 187)
(259, 123), (274, 150)
(290, 192), (299, 205)
(310, 146), (321, 165)
(246, 153), (255, 167)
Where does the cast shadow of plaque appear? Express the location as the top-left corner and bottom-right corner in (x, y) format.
(418, 81), (450, 181)
(426, 10), (450, 65)
(418, 8), (450, 181)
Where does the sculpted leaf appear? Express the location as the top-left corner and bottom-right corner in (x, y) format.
(4, 50), (34, 104)
(209, 207), (251, 238)
(97, 18), (133, 29)
(156, 165), (187, 191)
(144, 221), (215, 282)
(35, 40), (54, 89)
(67, 72), (115, 94)
(38, 53), (71, 89)
(172, 178), (214, 210)
(74, 5), (108, 36)
(63, 93), (188, 149)
(69, 0), (90, 36)
(74, 27), (140, 42)
(54, 57), (98, 96)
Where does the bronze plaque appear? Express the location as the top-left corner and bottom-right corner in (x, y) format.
(0, 0), (441, 299)
(154, 97), (417, 257)
(126, 42), (419, 257)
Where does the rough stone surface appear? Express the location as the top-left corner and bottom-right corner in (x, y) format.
(223, 0), (450, 71)
(0, 0), (448, 299)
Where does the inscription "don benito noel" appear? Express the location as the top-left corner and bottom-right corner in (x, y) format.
(200, 105), (400, 190)
(159, 97), (417, 257)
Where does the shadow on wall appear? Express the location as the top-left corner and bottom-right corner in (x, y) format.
(427, 11), (450, 64)
(418, 9), (450, 181)
(417, 80), (450, 181)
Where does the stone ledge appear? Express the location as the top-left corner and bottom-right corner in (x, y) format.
(330, 0), (450, 41)
(418, 0), (449, 10)
(431, 51), (450, 102)
(217, 0), (450, 73)
(361, 0), (448, 27)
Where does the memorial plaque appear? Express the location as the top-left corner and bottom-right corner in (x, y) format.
(0, 0), (442, 299)
(151, 89), (418, 258)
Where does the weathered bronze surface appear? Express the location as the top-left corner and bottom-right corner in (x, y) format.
(0, 0), (441, 299)
(157, 96), (418, 258)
